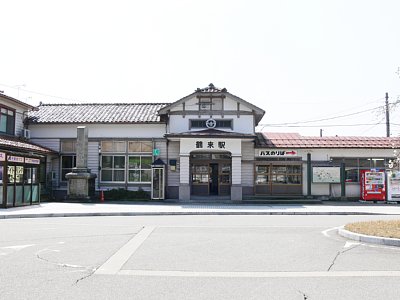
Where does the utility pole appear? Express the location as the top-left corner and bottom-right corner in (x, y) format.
(385, 92), (390, 137)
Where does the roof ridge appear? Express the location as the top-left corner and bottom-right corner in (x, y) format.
(39, 102), (170, 106)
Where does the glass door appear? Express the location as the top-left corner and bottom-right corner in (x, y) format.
(151, 167), (164, 199)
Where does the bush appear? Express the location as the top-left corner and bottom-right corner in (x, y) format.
(103, 188), (150, 201)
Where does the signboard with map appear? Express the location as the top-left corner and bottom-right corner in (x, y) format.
(312, 167), (341, 183)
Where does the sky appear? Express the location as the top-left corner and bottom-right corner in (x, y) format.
(1, 0), (400, 137)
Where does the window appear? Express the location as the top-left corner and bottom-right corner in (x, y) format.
(128, 141), (152, 153)
(101, 155), (125, 182)
(255, 164), (302, 185)
(331, 157), (391, 182)
(190, 119), (232, 129)
(0, 106), (15, 135)
(192, 165), (209, 184)
(128, 156), (152, 182)
(61, 155), (76, 181)
(101, 141), (126, 152)
(61, 140), (76, 152)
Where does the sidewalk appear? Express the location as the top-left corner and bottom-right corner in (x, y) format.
(1, 201), (400, 219)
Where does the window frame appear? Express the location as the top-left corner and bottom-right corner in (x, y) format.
(0, 105), (16, 135)
(100, 155), (126, 183)
(128, 155), (152, 183)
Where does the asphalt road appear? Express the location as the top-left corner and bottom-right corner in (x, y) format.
(1, 215), (400, 300)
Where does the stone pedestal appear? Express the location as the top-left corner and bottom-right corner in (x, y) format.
(66, 168), (97, 199)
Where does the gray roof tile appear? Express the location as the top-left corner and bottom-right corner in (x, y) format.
(27, 103), (169, 124)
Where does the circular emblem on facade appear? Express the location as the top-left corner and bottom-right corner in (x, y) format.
(205, 118), (217, 128)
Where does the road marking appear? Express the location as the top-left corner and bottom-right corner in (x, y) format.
(117, 270), (400, 278)
(344, 241), (360, 248)
(2, 244), (35, 251)
(321, 226), (342, 237)
(95, 226), (155, 275)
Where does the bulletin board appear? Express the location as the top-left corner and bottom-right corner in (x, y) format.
(312, 167), (341, 183)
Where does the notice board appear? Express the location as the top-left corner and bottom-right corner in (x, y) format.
(312, 167), (341, 183)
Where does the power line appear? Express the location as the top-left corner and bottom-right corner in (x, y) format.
(0, 82), (84, 102)
(259, 121), (385, 128)
(259, 105), (385, 126)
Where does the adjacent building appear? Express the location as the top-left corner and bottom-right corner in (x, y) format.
(0, 93), (55, 208)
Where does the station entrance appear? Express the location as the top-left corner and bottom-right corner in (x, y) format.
(190, 152), (231, 196)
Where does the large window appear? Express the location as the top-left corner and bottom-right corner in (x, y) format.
(101, 155), (125, 182)
(331, 157), (391, 182)
(100, 140), (153, 183)
(128, 156), (152, 183)
(255, 164), (302, 185)
(0, 106), (15, 135)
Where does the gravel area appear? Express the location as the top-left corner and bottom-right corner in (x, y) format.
(345, 219), (400, 239)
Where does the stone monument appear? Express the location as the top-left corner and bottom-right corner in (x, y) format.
(66, 126), (97, 199)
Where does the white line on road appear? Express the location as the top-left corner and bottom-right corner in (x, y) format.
(117, 270), (400, 278)
(95, 226), (155, 275)
(2, 244), (35, 251)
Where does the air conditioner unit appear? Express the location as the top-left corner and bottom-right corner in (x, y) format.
(22, 129), (31, 139)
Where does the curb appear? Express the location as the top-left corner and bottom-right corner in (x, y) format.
(338, 228), (400, 247)
(0, 211), (385, 219)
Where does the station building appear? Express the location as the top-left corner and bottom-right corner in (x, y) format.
(1, 84), (398, 205)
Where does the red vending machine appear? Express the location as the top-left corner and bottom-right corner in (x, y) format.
(360, 169), (386, 201)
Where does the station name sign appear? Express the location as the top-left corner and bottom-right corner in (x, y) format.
(195, 140), (226, 149)
(258, 149), (298, 157)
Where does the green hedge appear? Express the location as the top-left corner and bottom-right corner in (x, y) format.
(103, 188), (150, 201)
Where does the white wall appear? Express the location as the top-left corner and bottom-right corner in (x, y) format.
(168, 114), (254, 134)
(29, 123), (166, 139)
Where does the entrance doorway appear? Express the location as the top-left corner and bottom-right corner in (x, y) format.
(209, 163), (219, 195)
(190, 152), (231, 196)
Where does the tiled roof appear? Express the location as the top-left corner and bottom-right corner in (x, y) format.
(0, 135), (55, 154)
(27, 103), (169, 124)
(195, 83), (227, 93)
(166, 129), (256, 139)
(256, 132), (400, 149)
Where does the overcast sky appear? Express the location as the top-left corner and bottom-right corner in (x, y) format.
(1, 0), (400, 137)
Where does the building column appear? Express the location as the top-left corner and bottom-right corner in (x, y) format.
(231, 155), (242, 201)
(179, 154), (190, 200)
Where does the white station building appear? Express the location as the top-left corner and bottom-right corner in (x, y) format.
(1, 84), (399, 206)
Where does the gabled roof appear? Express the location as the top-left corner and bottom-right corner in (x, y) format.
(165, 128), (256, 139)
(0, 93), (34, 110)
(158, 83), (265, 124)
(256, 132), (400, 149)
(0, 135), (55, 154)
(27, 103), (169, 124)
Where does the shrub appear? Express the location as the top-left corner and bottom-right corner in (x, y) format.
(103, 188), (150, 201)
